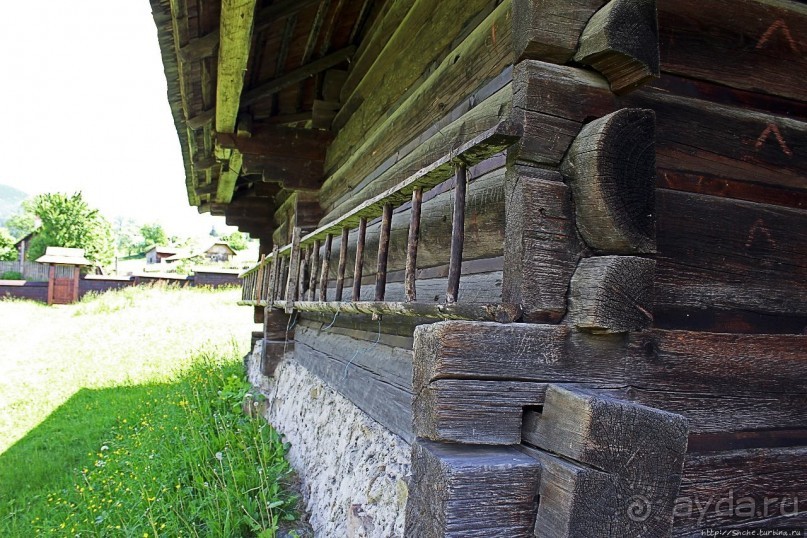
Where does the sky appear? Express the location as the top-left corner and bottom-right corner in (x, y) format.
(0, 1), (235, 238)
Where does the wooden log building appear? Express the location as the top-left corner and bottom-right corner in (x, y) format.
(150, 0), (806, 535)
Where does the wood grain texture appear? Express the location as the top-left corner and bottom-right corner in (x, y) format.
(561, 108), (657, 254)
(412, 322), (807, 441)
(511, 61), (615, 166)
(568, 256), (656, 333)
(654, 189), (807, 332)
(523, 385), (687, 537)
(674, 447), (807, 535)
(575, 0), (660, 94)
(405, 440), (542, 538)
(658, 0), (807, 102)
(502, 165), (583, 323)
(291, 322), (414, 442)
(512, 0), (607, 63)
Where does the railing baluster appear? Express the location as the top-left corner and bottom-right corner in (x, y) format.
(266, 246), (280, 309)
(446, 162), (467, 304)
(262, 258), (272, 302)
(335, 227), (349, 301)
(285, 226), (302, 313)
(254, 254), (266, 303)
(298, 245), (309, 302)
(277, 255), (288, 305)
(405, 187), (423, 302)
(308, 241), (320, 301)
(352, 217), (368, 302)
(319, 233), (333, 301)
(375, 203), (393, 302)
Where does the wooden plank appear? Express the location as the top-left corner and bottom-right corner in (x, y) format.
(322, 1), (515, 215)
(215, 0), (257, 134)
(405, 440), (542, 538)
(445, 163), (467, 304)
(276, 298), (521, 323)
(512, 0), (607, 63)
(412, 322), (807, 441)
(307, 240), (320, 301)
(503, 166), (582, 323)
(674, 447), (807, 534)
(658, 0), (807, 101)
(291, 323), (413, 441)
(523, 385), (688, 537)
(568, 256), (656, 333)
(560, 108), (657, 254)
(574, 0), (660, 94)
(654, 189), (807, 331)
(625, 89), (807, 197)
(331, 0), (493, 155)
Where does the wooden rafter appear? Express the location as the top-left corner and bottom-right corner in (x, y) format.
(216, 0), (257, 135)
(241, 46), (356, 108)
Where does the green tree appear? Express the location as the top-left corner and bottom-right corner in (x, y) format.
(223, 231), (249, 251)
(140, 223), (168, 249)
(0, 228), (17, 261)
(4, 204), (37, 240)
(26, 192), (115, 266)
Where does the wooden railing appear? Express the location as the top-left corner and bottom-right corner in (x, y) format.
(239, 125), (521, 322)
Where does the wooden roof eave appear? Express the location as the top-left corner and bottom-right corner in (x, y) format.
(150, 0), (199, 207)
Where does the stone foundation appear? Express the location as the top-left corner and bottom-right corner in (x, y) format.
(246, 342), (411, 538)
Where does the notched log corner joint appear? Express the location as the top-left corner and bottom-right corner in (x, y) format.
(575, 0), (660, 94)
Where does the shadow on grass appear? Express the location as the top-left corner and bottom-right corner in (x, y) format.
(0, 381), (175, 501)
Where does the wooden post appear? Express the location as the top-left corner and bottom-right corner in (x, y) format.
(446, 162), (467, 304)
(307, 241), (320, 301)
(319, 233), (333, 301)
(335, 226), (349, 301)
(254, 254), (266, 302)
(352, 217), (367, 302)
(47, 264), (55, 305)
(72, 265), (80, 303)
(375, 203), (393, 301)
(405, 187), (422, 302)
(277, 256), (288, 303)
(266, 246), (280, 305)
(285, 227), (302, 313)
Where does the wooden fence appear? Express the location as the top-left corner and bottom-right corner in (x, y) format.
(0, 261), (50, 281)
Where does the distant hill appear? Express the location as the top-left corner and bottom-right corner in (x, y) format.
(0, 184), (29, 224)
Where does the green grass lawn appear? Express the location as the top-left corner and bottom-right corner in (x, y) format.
(0, 286), (300, 537)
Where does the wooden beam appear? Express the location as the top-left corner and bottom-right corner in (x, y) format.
(215, 150), (242, 203)
(178, 29), (220, 63)
(187, 108), (215, 130)
(574, 0), (660, 94)
(560, 108), (656, 254)
(405, 440), (542, 538)
(216, 0), (257, 134)
(512, 0), (607, 63)
(502, 166), (582, 323)
(240, 46), (356, 108)
(218, 126), (331, 191)
(253, 0), (322, 34)
(568, 256), (655, 333)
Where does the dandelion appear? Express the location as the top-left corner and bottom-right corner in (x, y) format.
(215, 452), (223, 461)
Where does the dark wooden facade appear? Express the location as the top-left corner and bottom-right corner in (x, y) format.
(151, 0), (807, 535)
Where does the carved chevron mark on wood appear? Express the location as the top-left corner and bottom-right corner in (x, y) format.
(755, 123), (794, 157)
(756, 19), (799, 52)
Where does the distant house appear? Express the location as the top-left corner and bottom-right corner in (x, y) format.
(202, 242), (236, 262)
(144, 246), (179, 264)
(14, 232), (36, 262)
(165, 242), (236, 264)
